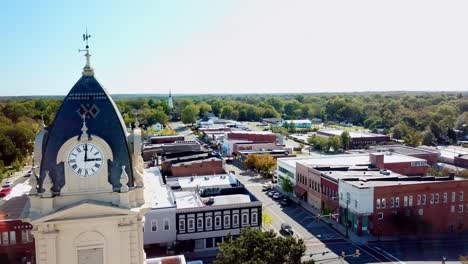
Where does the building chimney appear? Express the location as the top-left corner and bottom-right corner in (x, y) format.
(370, 153), (385, 169)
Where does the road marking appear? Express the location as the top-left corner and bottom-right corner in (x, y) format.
(352, 244), (390, 264)
(373, 246), (406, 264)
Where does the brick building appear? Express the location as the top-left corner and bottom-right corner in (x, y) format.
(368, 145), (439, 165)
(150, 135), (185, 144)
(294, 153), (429, 214)
(161, 152), (225, 177)
(0, 196), (35, 264)
(317, 129), (390, 149)
(339, 175), (468, 236)
(223, 131), (277, 156)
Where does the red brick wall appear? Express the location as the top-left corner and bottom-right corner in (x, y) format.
(0, 220), (35, 263)
(296, 163), (322, 210)
(383, 162), (428, 176)
(455, 156), (468, 168)
(170, 159), (226, 177)
(321, 177), (339, 217)
(227, 133), (277, 143)
(371, 180), (468, 236)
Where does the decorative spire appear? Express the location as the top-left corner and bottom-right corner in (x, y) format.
(80, 114), (89, 141)
(29, 169), (38, 195)
(79, 29), (94, 76)
(41, 171), (53, 198)
(134, 118), (140, 129)
(120, 165), (129, 193)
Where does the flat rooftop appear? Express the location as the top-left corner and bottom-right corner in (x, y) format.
(319, 129), (388, 138)
(368, 145), (439, 156)
(228, 131), (274, 135)
(144, 167), (176, 209)
(343, 175), (465, 189)
(278, 153), (426, 169)
(173, 191), (253, 209)
(176, 174), (237, 189)
(278, 154), (371, 169)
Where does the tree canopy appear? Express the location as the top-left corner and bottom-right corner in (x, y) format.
(215, 227), (306, 264)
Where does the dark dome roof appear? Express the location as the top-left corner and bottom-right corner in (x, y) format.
(40, 75), (133, 192)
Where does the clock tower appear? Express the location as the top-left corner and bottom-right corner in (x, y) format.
(25, 43), (148, 264)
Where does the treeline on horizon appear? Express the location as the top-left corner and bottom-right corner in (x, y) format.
(0, 92), (466, 176)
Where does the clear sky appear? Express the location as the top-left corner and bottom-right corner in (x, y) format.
(2, 0), (468, 96)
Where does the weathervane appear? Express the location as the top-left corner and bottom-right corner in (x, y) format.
(79, 28), (94, 76)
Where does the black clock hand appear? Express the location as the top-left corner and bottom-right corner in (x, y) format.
(84, 144), (88, 162)
(86, 158), (102, 162)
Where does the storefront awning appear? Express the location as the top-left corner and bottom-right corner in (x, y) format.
(295, 186), (307, 198)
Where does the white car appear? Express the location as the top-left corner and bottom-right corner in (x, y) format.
(2, 180), (13, 188)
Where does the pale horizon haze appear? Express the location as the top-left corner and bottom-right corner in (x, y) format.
(2, 0), (468, 96)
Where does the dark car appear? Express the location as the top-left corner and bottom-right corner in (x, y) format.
(273, 192), (283, 200)
(280, 223), (294, 236)
(262, 184), (272, 192)
(280, 198), (291, 207)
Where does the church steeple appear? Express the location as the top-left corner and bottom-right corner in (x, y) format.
(168, 89), (174, 110)
(80, 30), (94, 76)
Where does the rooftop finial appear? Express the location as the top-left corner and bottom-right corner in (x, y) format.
(80, 114), (89, 141)
(79, 28), (94, 76)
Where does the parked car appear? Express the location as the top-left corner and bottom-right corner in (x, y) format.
(280, 223), (294, 236)
(0, 187), (12, 197)
(2, 180), (13, 188)
(25, 171), (32, 177)
(280, 198), (291, 207)
(262, 184), (272, 191)
(273, 192), (283, 200)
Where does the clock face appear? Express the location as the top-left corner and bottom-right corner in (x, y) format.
(67, 143), (104, 177)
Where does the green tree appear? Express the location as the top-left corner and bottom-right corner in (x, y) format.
(198, 102), (213, 118)
(340, 131), (351, 150)
(181, 105), (199, 126)
(282, 177), (294, 193)
(422, 131), (435, 146)
(215, 227), (306, 264)
(403, 129), (423, 147)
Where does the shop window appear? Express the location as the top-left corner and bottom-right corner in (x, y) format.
(377, 212), (383, 220)
(206, 238), (213, 248)
(179, 219), (186, 231)
(9, 231), (15, 244)
(233, 214), (239, 226)
(224, 215), (230, 227)
(194, 239), (204, 249)
(215, 216), (222, 228)
(206, 217), (213, 229)
(252, 212), (258, 225)
(188, 219), (195, 230)
(197, 218), (204, 230)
